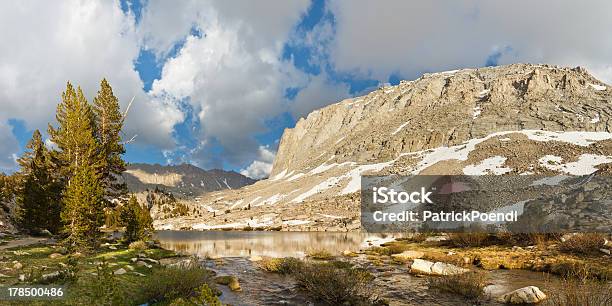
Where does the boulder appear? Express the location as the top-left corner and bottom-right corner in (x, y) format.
(113, 268), (127, 275)
(497, 286), (547, 304)
(136, 261), (152, 268)
(410, 259), (434, 274)
(431, 262), (469, 275)
(48, 253), (63, 259)
(39, 271), (61, 283)
(391, 250), (424, 261)
(600, 248), (611, 255)
(215, 275), (241, 292)
(410, 259), (468, 275)
(13, 261), (23, 270)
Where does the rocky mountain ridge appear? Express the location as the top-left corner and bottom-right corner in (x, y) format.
(123, 163), (256, 198)
(152, 64), (612, 231)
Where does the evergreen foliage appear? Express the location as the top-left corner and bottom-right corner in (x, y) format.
(92, 79), (127, 200)
(15, 130), (62, 234)
(11, 79), (152, 251)
(120, 195), (153, 243)
(47, 82), (106, 250)
(61, 160), (105, 250)
(48, 83), (101, 182)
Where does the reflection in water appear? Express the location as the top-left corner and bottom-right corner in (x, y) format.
(155, 231), (396, 258)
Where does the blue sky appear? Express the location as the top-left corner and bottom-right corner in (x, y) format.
(1, 0), (611, 177)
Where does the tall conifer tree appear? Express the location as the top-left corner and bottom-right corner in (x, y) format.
(48, 83), (105, 249)
(93, 79), (127, 200)
(15, 130), (62, 233)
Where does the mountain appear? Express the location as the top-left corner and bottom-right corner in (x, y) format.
(123, 163), (256, 198)
(153, 64), (612, 231)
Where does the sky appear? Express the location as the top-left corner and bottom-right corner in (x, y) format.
(1, 0), (612, 178)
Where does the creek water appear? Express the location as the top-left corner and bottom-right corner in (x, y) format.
(155, 231), (565, 305)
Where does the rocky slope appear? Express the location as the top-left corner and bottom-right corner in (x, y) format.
(123, 163), (256, 198)
(153, 64), (612, 231)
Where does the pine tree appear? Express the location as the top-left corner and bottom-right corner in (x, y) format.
(48, 83), (101, 183)
(92, 79), (127, 200)
(62, 161), (105, 250)
(15, 130), (62, 234)
(120, 195), (153, 242)
(48, 82), (105, 250)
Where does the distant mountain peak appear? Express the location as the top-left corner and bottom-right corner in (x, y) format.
(123, 163), (256, 197)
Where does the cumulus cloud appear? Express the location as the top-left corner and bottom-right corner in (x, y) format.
(290, 73), (351, 119)
(327, 0), (612, 83)
(144, 1), (310, 166)
(0, 0), (182, 151)
(0, 120), (18, 172)
(240, 145), (276, 179)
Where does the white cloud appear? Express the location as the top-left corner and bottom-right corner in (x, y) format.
(240, 145), (276, 179)
(327, 0), (612, 83)
(145, 1), (310, 165)
(0, 120), (18, 172)
(291, 73), (351, 119)
(0, 0), (182, 151)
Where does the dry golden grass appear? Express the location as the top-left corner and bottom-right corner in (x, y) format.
(427, 272), (488, 302)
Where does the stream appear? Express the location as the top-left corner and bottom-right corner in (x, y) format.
(155, 231), (565, 305)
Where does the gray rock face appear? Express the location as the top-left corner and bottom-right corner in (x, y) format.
(273, 64), (610, 176)
(497, 286), (547, 304)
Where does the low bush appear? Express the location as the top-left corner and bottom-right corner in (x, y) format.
(545, 278), (612, 306)
(136, 265), (214, 304)
(307, 249), (334, 260)
(168, 284), (222, 306)
(294, 262), (378, 305)
(558, 233), (606, 255)
(258, 257), (303, 274)
(427, 272), (487, 302)
(128, 240), (147, 251)
(448, 233), (490, 247)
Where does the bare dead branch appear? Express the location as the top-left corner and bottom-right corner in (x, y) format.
(122, 96), (135, 121)
(120, 134), (138, 145)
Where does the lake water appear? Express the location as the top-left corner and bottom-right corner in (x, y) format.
(154, 230), (397, 258)
(154, 231), (567, 305)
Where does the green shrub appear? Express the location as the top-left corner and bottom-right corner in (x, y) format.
(258, 257), (303, 274)
(168, 284), (222, 306)
(427, 272), (487, 301)
(294, 262), (378, 305)
(70, 261), (132, 305)
(427, 272), (487, 302)
(559, 233), (606, 255)
(137, 265), (214, 304)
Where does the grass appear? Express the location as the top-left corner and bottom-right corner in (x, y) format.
(293, 261), (379, 305)
(447, 233), (490, 247)
(558, 233), (606, 255)
(544, 278), (612, 306)
(257, 257), (303, 274)
(307, 249), (334, 260)
(258, 257), (382, 305)
(128, 240), (147, 251)
(0, 240), (216, 305)
(427, 272), (488, 302)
